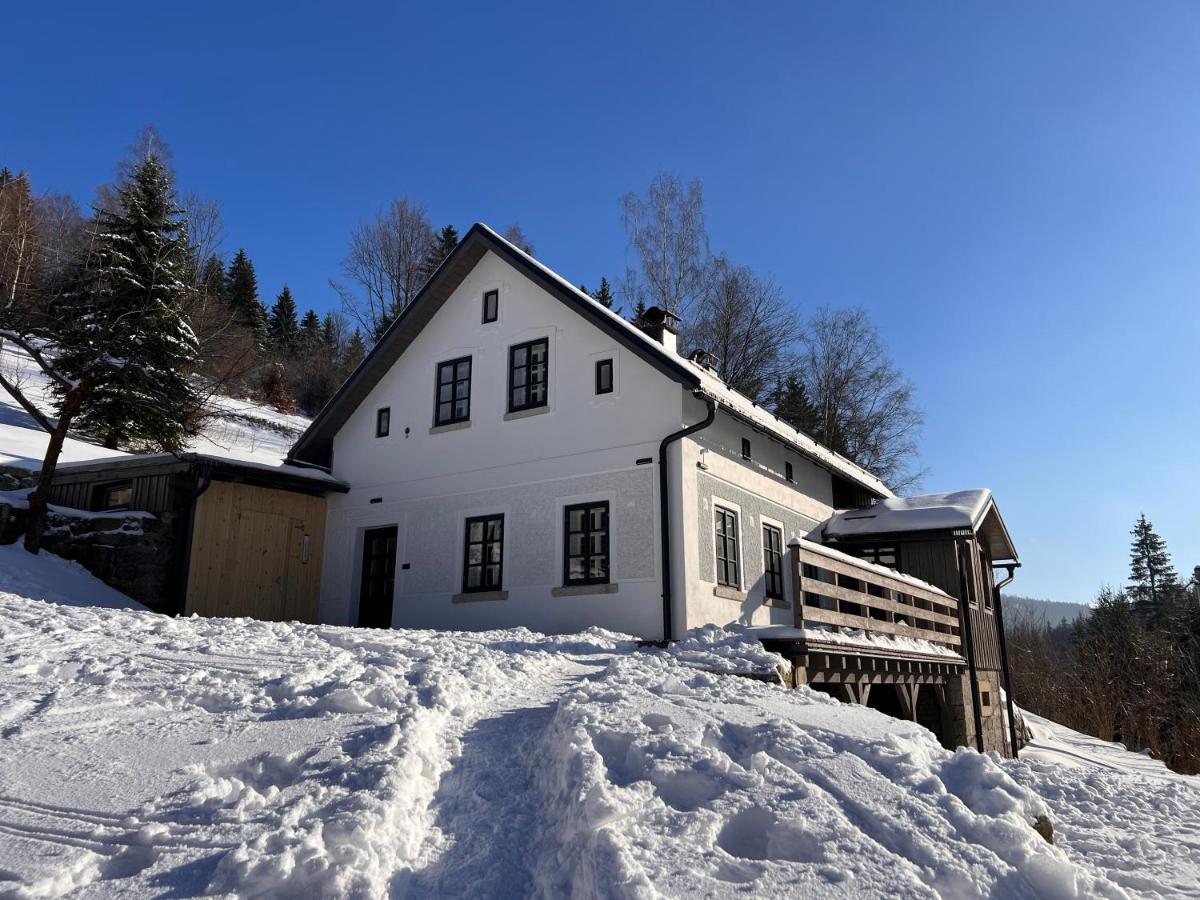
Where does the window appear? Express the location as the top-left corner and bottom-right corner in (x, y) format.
(376, 407), (391, 438)
(508, 337), (548, 412)
(482, 289), (499, 323)
(462, 514), (503, 592)
(95, 481), (132, 511)
(763, 524), (784, 600)
(595, 358), (613, 395)
(564, 501), (609, 585)
(980, 547), (994, 611)
(855, 545), (899, 568)
(741, 438), (751, 460)
(981, 690), (992, 708)
(435, 356), (472, 426)
(785, 461), (794, 483)
(714, 506), (740, 588)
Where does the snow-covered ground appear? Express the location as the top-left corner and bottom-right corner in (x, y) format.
(0, 341), (309, 470)
(1, 572), (1197, 898)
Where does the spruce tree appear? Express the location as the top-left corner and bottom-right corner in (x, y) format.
(226, 248), (267, 337)
(298, 308), (322, 353)
(55, 153), (199, 451)
(592, 276), (615, 309)
(340, 329), (367, 377)
(200, 255), (226, 303)
(772, 372), (820, 436)
(321, 312), (340, 352)
(419, 225), (459, 282)
(1129, 514), (1178, 622)
(268, 285), (299, 355)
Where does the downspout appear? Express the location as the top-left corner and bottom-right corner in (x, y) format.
(176, 462), (215, 616)
(658, 392), (717, 643)
(956, 539), (985, 753)
(992, 562), (1022, 758)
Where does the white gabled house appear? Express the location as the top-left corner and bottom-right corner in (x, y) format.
(287, 223), (1023, 756)
(287, 224), (887, 640)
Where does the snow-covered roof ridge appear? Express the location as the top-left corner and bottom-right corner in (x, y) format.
(822, 488), (994, 538)
(475, 224), (892, 499)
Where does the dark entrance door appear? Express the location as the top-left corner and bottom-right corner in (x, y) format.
(358, 526), (398, 628)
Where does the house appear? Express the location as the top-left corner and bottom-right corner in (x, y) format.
(283, 223), (1023, 756)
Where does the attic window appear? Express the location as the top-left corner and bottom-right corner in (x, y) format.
(595, 358), (613, 395)
(482, 289), (499, 324)
(376, 407), (390, 438)
(741, 438), (751, 461)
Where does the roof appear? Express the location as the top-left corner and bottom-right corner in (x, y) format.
(819, 489), (1018, 562)
(51, 452), (349, 494)
(286, 223), (890, 498)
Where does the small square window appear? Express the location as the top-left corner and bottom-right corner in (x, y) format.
(741, 438), (751, 460)
(785, 461), (794, 483)
(95, 481), (132, 512)
(595, 358), (613, 395)
(376, 407), (390, 438)
(482, 289), (499, 324)
(981, 691), (992, 708)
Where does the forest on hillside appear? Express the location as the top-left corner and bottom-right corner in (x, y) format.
(1007, 514), (1200, 773)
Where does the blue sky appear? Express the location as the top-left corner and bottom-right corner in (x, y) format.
(4, 1), (1198, 603)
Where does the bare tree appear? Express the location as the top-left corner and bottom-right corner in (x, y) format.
(331, 197), (434, 340)
(686, 255), (798, 402)
(501, 223), (534, 256)
(0, 172), (40, 316)
(794, 306), (925, 491)
(621, 172), (709, 320)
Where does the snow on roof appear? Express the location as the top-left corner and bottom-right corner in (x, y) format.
(794, 535), (953, 597)
(54, 451), (347, 487)
(821, 489), (994, 540)
(476, 224), (892, 499)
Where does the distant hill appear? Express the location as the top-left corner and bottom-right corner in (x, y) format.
(1003, 594), (1090, 626)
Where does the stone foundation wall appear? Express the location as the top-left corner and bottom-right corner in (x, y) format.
(0, 498), (180, 610)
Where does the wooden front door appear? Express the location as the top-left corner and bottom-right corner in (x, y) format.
(358, 526), (398, 628)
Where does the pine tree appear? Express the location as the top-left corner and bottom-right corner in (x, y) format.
(199, 255), (226, 302)
(341, 329), (367, 377)
(226, 248), (267, 336)
(1129, 514), (1179, 623)
(267, 285), (299, 355)
(631, 299), (647, 324)
(592, 276), (615, 309)
(321, 312), (340, 352)
(772, 372), (820, 436)
(298, 309), (322, 353)
(55, 153), (199, 451)
(419, 225), (459, 282)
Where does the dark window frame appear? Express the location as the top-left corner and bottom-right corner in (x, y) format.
(595, 358), (614, 395)
(376, 407), (391, 438)
(563, 501), (610, 586)
(482, 289), (499, 323)
(462, 513), (504, 593)
(785, 461), (794, 483)
(763, 523), (784, 600)
(854, 544), (900, 569)
(93, 480), (133, 512)
(714, 506), (740, 588)
(741, 438), (751, 460)
(508, 337), (549, 413)
(434, 355), (472, 427)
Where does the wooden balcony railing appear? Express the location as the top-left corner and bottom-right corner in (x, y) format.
(789, 540), (962, 652)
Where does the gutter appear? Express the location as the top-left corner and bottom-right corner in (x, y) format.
(658, 392), (717, 643)
(991, 562), (1022, 758)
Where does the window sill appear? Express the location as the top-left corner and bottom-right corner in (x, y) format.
(503, 405), (550, 422)
(714, 585), (748, 603)
(763, 596), (791, 609)
(452, 590), (508, 603)
(430, 421), (471, 435)
(552, 583), (618, 597)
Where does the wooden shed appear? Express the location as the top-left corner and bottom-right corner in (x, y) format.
(47, 453), (348, 621)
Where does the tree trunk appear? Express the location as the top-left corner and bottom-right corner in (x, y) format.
(24, 377), (91, 554)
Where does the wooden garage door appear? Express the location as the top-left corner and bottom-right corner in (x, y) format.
(184, 480), (326, 623)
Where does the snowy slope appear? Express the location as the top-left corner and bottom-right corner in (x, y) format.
(0, 543), (146, 610)
(1, 590), (1197, 898)
(0, 341), (309, 470)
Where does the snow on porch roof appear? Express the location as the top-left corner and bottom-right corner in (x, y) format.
(819, 489), (1019, 562)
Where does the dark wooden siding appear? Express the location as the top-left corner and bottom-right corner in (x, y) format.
(48, 472), (178, 514)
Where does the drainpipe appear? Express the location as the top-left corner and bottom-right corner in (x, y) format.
(956, 539), (985, 753)
(658, 392), (716, 643)
(992, 562), (1022, 759)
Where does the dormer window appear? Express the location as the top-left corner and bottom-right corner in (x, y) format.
(482, 289), (499, 324)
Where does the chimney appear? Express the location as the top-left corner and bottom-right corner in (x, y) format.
(637, 306), (680, 354)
